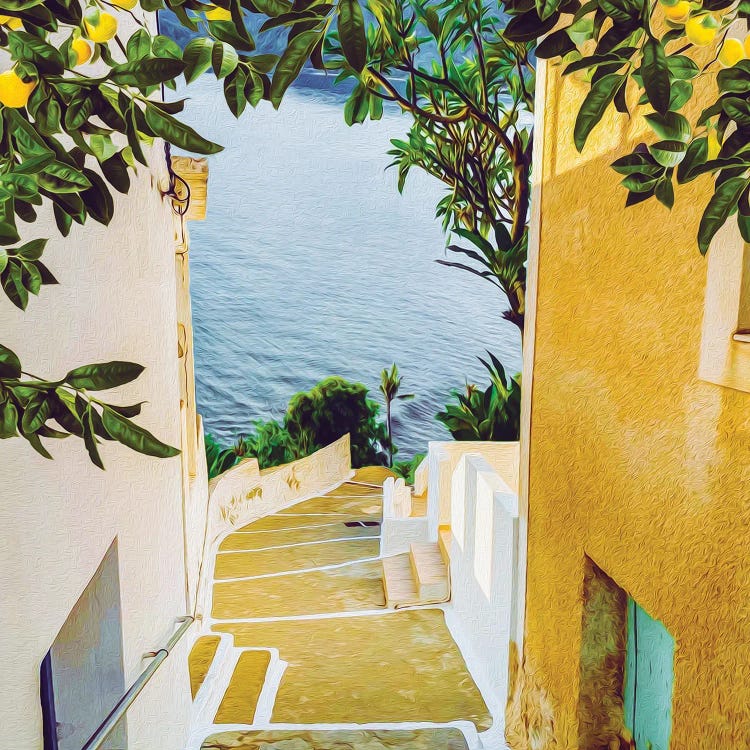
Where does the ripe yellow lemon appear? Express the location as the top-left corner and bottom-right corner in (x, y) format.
(719, 37), (745, 67)
(0, 70), (36, 108)
(0, 15), (23, 29)
(707, 130), (721, 160)
(84, 11), (118, 43)
(744, 33), (750, 58)
(685, 14), (719, 46)
(662, 0), (690, 22)
(72, 37), (92, 65)
(204, 5), (232, 20)
(110, 0), (138, 7)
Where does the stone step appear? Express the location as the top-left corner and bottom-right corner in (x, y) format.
(382, 553), (418, 608)
(438, 526), (451, 566)
(409, 543), (450, 603)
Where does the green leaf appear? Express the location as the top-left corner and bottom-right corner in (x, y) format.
(337, 0), (366, 72)
(644, 111), (691, 143)
(8, 31), (64, 74)
(343, 83), (369, 125)
(611, 152), (663, 176)
(535, 28), (575, 58)
(101, 152), (130, 194)
(127, 28), (152, 61)
(677, 137), (708, 183)
(0, 248), (6, 274)
(668, 79), (692, 110)
(80, 169), (114, 226)
(655, 177), (675, 209)
(649, 139), (687, 168)
(212, 41), (239, 78)
(717, 60), (750, 93)
(0, 343), (21, 378)
(0, 220), (20, 245)
(536, 0), (561, 21)
(223, 68), (248, 117)
(641, 38), (670, 115)
(63, 93), (95, 132)
(722, 97), (750, 128)
(2, 260), (28, 309)
(82, 405), (104, 469)
(110, 57), (186, 87)
(0, 399), (18, 438)
(21, 392), (51, 433)
(269, 29), (319, 108)
(183, 37), (214, 83)
(101, 406), (180, 458)
(65, 361), (145, 390)
(667, 54), (699, 80)
(698, 176), (749, 254)
(144, 105), (224, 155)
(15, 238), (46, 261)
(247, 0), (293, 15)
(574, 73), (625, 151)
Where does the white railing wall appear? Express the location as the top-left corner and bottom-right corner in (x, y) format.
(449, 452), (520, 722)
(381, 476), (430, 556)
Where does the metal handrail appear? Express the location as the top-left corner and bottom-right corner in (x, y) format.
(81, 615), (194, 750)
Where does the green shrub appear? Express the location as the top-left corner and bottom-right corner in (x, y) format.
(392, 453), (426, 485)
(204, 433), (238, 480)
(243, 419), (296, 470)
(437, 353), (521, 441)
(284, 377), (389, 468)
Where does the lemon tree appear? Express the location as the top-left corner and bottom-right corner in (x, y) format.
(504, 0), (750, 253)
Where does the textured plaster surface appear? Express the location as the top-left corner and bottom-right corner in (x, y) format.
(515, 55), (750, 749)
(200, 728), (470, 749)
(190, 636), (222, 699)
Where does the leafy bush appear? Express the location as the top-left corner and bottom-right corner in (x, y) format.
(284, 377), (388, 468)
(392, 452), (426, 486)
(437, 353), (521, 441)
(243, 418), (296, 469)
(209, 376), (390, 473)
(204, 432), (237, 480)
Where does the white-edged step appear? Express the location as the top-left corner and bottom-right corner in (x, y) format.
(382, 553), (418, 608)
(438, 526), (451, 565)
(381, 542), (450, 608)
(410, 543), (450, 602)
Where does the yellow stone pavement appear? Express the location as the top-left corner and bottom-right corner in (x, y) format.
(198, 467), (491, 749)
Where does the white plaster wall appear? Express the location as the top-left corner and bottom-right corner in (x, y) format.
(0, 143), (197, 749)
(425, 440), (520, 539)
(449, 453), (519, 731)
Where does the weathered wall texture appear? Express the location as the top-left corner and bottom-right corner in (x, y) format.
(513, 57), (750, 749)
(0, 140), (205, 748)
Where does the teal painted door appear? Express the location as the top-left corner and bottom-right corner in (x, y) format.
(623, 598), (675, 750)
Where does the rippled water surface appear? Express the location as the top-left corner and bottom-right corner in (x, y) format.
(175, 75), (522, 457)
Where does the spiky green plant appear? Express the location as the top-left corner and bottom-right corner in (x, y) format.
(379, 363), (414, 467)
(436, 352), (520, 441)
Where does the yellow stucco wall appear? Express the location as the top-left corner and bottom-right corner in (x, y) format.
(516, 58), (750, 749)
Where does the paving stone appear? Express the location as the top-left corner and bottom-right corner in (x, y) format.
(212, 560), (386, 619)
(213, 610), (492, 729)
(214, 538), (380, 579)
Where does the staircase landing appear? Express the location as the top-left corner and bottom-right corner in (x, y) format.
(382, 541), (450, 608)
